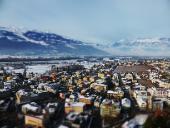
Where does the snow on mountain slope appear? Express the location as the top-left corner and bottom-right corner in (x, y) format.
(94, 38), (170, 56)
(1, 26), (169, 57)
(0, 27), (108, 57)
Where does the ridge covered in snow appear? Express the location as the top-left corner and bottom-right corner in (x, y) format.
(94, 37), (170, 56)
(0, 26), (169, 57)
(0, 26), (107, 57)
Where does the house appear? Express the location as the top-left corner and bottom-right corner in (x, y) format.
(79, 95), (93, 105)
(125, 73), (133, 81)
(98, 73), (105, 79)
(154, 88), (169, 98)
(100, 99), (121, 118)
(3, 81), (13, 90)
(107, 90), (114, 98)
(114, 87), (124, 98)
(90, 83), (107, 92)
(22, 102), (42, 114)
(132, 85), (148, 109)
(16, 90), (39, 104)
(65, 102), (86, 114)
(121, 98), (131, 109)
(44, 83), (58, 94)
(65, 102), (72, 114)
(25, 115), (44, 128)
(46, 102), (58, 115)
(65, 112), (89, 128)
(16, 89), (52, 104)
(136, 97), (147, 109)
(72, 102), (86, 113)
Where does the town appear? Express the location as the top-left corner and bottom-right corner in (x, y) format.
(0, 57), (170, 128)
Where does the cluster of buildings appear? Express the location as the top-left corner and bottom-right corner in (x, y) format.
(0, 58), (170, 127)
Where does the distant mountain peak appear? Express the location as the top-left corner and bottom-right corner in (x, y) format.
(95, 37), (170, 56)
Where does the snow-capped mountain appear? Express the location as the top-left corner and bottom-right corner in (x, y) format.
(112, 38), (170, 47)
(95, 38), (170, 56)
(0, 26), (169, 57)
(0, 27), (108, 57)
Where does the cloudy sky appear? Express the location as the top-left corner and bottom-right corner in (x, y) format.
(0, 0), (170, 44)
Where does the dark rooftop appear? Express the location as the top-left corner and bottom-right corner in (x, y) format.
(113, 65), (152, 73)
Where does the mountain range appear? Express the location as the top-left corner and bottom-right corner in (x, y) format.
(95, 38), (170, 56)
(0, 26), (170, 57)
(0, 27), (108, 57)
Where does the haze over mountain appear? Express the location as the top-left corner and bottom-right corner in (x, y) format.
(0, 27), (170, 57)
(95, 38), (170, 56)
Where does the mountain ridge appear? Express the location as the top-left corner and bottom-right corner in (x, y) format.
(94, 37), (170, 56)
(0, 27), (108, 57)
(0, 26), (170, 57)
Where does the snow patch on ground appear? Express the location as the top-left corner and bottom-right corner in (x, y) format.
(26, 65), (51, 74)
